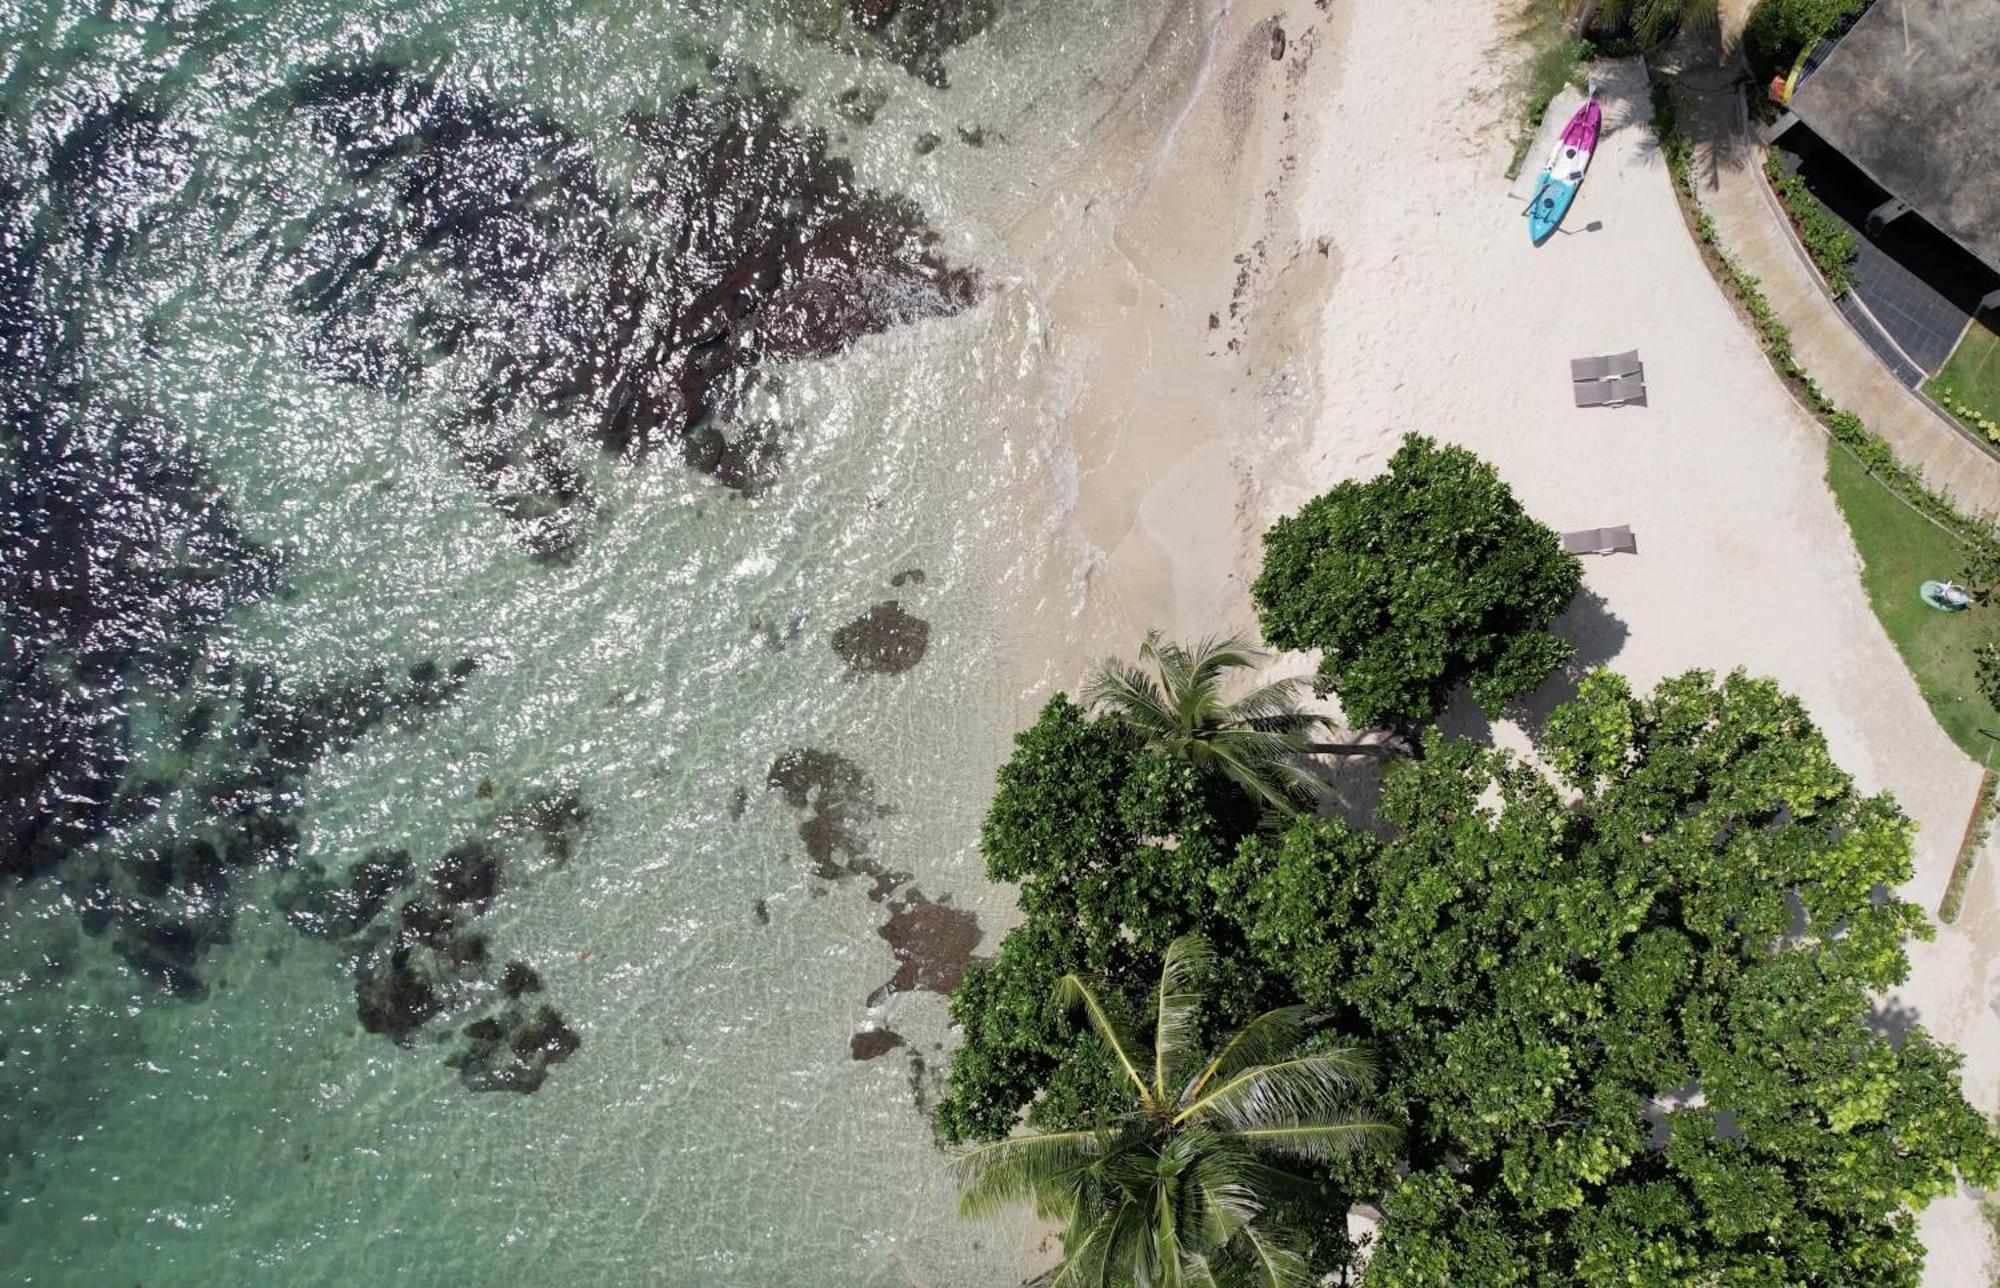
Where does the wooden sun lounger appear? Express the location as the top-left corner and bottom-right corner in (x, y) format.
(1561, 525), (1638, 555)
(1570, 349), (1643, 382)
(1574, 375), (1647, 408)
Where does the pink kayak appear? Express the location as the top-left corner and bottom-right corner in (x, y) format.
(1528, 95), (1602, 244)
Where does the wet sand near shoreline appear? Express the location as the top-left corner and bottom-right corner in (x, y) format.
(985, 0), (1345, 708)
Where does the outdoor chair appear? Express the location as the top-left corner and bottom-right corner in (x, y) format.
(1574, 375), (1647, 408)
(1560, 525), (1638, 555)
(1570, 349), (1643, 382)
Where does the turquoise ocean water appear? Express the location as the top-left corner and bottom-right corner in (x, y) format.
(0, 1), (1181, 1281)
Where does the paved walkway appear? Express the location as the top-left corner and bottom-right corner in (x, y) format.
(1675, 64), (2000, 518)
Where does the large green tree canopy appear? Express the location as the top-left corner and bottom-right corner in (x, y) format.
(936, 694), (1264, 1145)
(1252, 433), (1582, 731)
(947, 671), (1997, 1282)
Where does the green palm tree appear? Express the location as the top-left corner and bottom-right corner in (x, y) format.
(1571, 0), (1718, 46)
(1085, 634), (1330, 817)
(953, 938), (1397, 1287)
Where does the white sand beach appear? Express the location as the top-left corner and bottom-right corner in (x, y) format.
(1024, 0), (2000, 1278)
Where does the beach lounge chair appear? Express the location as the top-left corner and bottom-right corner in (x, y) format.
(1570, 350), (1643, 382)
(1560, 525), (1637, 555)
(1574, 376), (1647, 408)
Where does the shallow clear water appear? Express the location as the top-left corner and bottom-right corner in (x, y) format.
(0, 1), (1175, 1280)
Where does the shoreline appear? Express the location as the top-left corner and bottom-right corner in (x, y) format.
(987, 0), (1347, 712)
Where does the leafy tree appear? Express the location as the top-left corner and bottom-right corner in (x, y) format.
(1979, 643), (2000, 711)
(954, 937), (1397, 1287)
(936, 695), (1257, 1144)
(1959, 538), (2000, 607)
(1575, 0), (1718, 48)
(1744, 0), (1862, 79)
(1251, 434), (1581, 733)
(1217, 670), (1999, 1282)
(1087, 633), (1328, 817)
(945, 667), (1994, 1281)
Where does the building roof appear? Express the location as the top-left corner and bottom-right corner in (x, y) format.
(1791, 0), (2000, 272)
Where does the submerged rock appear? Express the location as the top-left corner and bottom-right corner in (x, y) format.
(830, 600), (931, 677)
(355, 944), (445, 1041)
(433, 841), (501, 910)
(501, 960), (543, 998)
(277, 849), (415, 938)
(845, 0), (1000, 87)
(446, 1001), (581, 1093)
(850, 1028), (906, 1061)
(868, 889), (982, 1005)
(501, 789), (589, 867)
(114, 912), (215, 1000)
(766, 748), (887, 879)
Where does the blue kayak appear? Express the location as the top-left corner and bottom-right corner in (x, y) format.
(1527, 173), (1578, 245)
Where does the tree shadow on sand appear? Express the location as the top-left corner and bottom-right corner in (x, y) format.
(1865, 995), (1921, 1051)
(1434, 587), (1631, 750)
(1299, 752), (1393, 839)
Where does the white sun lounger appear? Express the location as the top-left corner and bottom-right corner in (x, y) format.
(1570, 350), (1643, 382)
(1574, 376), (1647, 408)
(1561, 525), (1638, 555)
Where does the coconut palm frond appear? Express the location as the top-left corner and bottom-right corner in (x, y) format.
(1184, 1137), (1262, 1247)
(962, 946), (1394, 1287)
(1060, 972), (1157, 1110)
(1103, 1191), (1154, 1288)
(1225, 677), (1318, 729)
(1091, 633), (1330, 818)
(1087, 661), (1177, 739)
(1230, 1119), (1404, 1163)
(1152, 934), (1212, 1099)
(1179, 1005), (1316, 1106)
(1180, 1250), (1221, 1288)
(1061, 1200), (1124, 1288)
(1235, 1222), (1312, 1288)
(1187, 635), (1265, 679)
(1153, 1180), (1185, 1288)
(953, 1130), (1104, 1217)
(1175, 1048), (1379, 1131)
(1200, 735), (1318, 817)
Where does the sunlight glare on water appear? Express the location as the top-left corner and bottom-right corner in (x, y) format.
(0, 0), (1171, 1281)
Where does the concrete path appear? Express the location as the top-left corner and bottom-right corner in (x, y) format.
(1675, 64), (2000, 518)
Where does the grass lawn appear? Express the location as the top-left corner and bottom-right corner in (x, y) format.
(1825, 444), (2000, 764)
(1925, 310), (2000, 426)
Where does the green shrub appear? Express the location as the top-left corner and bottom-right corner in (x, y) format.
(1764, 155), (1858, 293)
(1584, 0), (1718, 49)
(1744, 0), (1863, 82)
(1651, 76), (1992, 546)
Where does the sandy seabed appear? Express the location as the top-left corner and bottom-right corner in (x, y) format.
(1006, 1), (2000, 1281)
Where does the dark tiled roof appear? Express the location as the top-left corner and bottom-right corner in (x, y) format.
(1792, 0), (2000, 272)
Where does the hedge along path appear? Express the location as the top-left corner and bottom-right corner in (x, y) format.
(1649, 73), (2000, 920)
(1648, 74), (2000, 557)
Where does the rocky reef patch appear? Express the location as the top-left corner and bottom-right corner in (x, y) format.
(845, 0), (1000, 87)
(282, 62), (979, 558)
(868, 888), (981, 1005)
(349, 789), (589, 1092)
(765, 747), (904, 892)
(830, 600), (931, 677)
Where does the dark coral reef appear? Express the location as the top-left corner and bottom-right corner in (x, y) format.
(284, 63), (979, 557)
